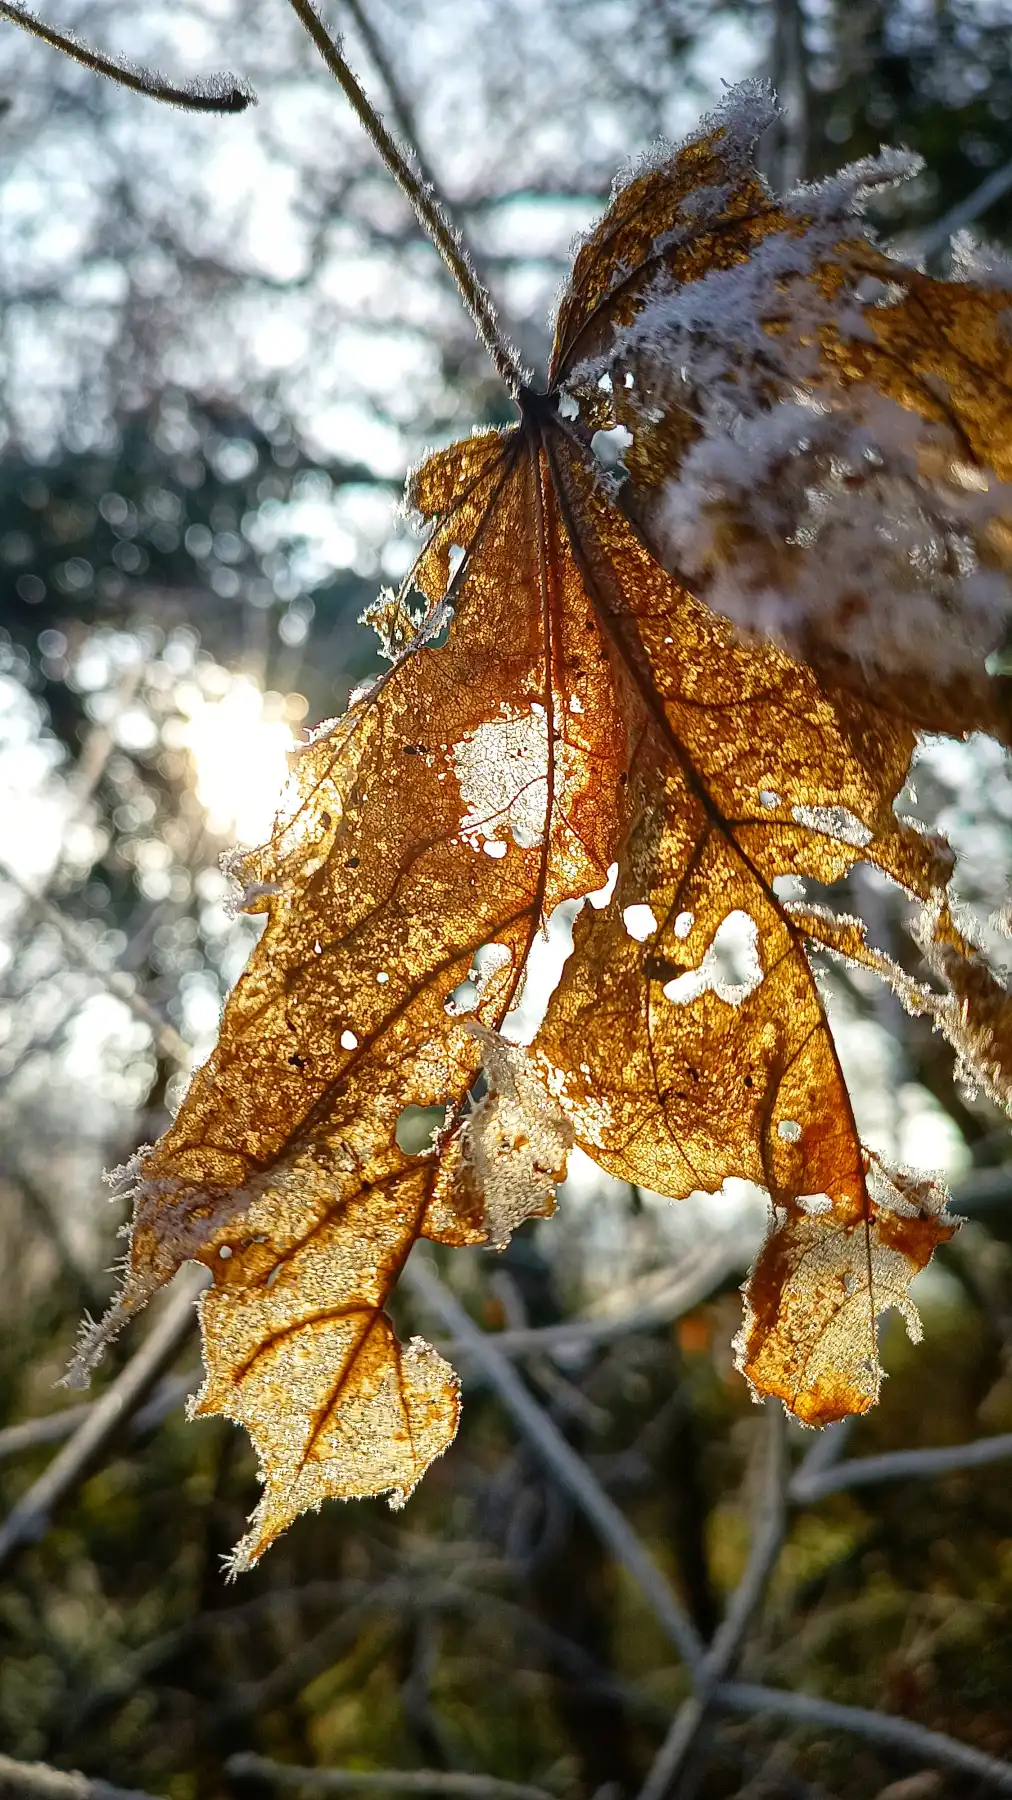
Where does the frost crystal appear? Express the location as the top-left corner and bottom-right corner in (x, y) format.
(950, 229), (1012, 291)
(570, 93), (1012, 697)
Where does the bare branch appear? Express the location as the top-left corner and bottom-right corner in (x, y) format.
(790, 1430), (1012, 1505)
(0, 1373), (196, 1464)
(455, 1236), (745, 1362)
(337, 0), (437, 192)
(0, 1751), (158, 1800)
(713, 1683), (1012, 1792)
(638, 1402), (788, 1800)
(0, 864), (190, 1069)
(0, 1), (255, 112)
(285, 0), (525, 398)
(919, 158), (1012, 260)
(789, 1417), (855, 1497)
(0, 1270), (205, 1574)
(404, 1254), (705, 1675)
(0, 1403), (93, 1462)
(226, 1757), (557, 1800)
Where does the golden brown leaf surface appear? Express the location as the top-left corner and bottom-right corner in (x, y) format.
(78, 84), (1012, 1560)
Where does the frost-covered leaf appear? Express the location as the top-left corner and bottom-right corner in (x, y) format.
(76, 82), (1012, 1558)
(559, 82), (1012, 742)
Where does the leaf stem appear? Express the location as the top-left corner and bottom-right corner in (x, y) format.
(286, 0), (525, 399)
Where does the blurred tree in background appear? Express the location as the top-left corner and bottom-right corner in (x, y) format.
(3, 4), (1012, 1798)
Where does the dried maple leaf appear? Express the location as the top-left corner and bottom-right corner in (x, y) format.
(75, 81), (1012, 1568)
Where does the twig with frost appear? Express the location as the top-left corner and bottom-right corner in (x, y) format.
(638, 1402), (788, 1800)
(0, 1373), (197, 1464)
(469, 1235), (744, 1361)
(0, 1270), (205, 1574)
(0, 1239), (733, 1469)
(0, 1751), (159, 1800)
(713, 1685), (1012, 1791)
(789, 1416), (856, 1493)
(285, 0), (525, 397)
(0, 864), (190, 1069)
(0, 1241), (733, 1469)
(0, 1), (254, 111)
(226, 1757), (557, 1800)
(403, 1253), (706, 1676)
(337, 0), (438, 193)
(488, 1269), (607, 1429)
(790, 1430), (1012, 1504)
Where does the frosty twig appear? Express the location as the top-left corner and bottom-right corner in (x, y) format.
(286, 0), (525, 398)
(0, 1), (255, 111)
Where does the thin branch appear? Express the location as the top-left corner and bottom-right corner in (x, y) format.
(0, 1270), (205, 1574)
(0, 1403), (93, 1461)
(11, 1159), (103, 1313)
(769, 0), (810, 189)
(403, 1254), (705, 1675)
(0, 863), (190, 1069)
(919, 157), (1012, 260)
(790, 1430), (1012, 1505)
(714, 1683), (1012, 1792)
(638, 1403), (788, 1800)
(0, 1), (255, 112)
(285, 0), (525, 398)
(224, 1577), (406, 1720)
(449, 1236), (744, 1362)
(337, 0), (437, 192)
(0, 1751), (158, 1800)
(226, 1758), (556, 1800)
(788, 1417), (855, 1498)
(0, 1373), (196, 1464)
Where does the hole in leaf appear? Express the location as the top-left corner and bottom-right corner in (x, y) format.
(623, 903), (658, 941)
(396, 1104), (447, 1155)
(587, 862), (618, 910)
(445, 979), (479, 1016)
(778, 1119), (802, 1143)
(590, 423), (633, 471)
(473, 943), (512, 984)
(663, 911), (762, 1006)
(797, 1191), (832, 1214)
(340, 1029), (358, 1050)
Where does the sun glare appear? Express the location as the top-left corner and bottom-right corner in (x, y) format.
(179, 674), (307, 847)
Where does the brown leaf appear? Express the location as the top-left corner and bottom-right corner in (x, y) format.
(77, 83), (1012, 1558)
(556, 85), (1012, 742)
